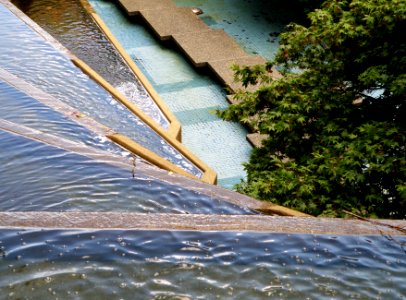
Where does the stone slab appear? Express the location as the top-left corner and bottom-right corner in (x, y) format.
(247, 133), (269, 148)
(208, 55), (266, 92)
(141, 7), (209, 40)
(173, 29), (248, 67)
(117, 0), (176, 16)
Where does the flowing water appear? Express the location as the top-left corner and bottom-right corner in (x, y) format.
(0, 79), (127, 156)
(0, 229), (405, 299)
(0, 2), (202, 177)
(0, 129), (252, 214)
(0, 2), (405, 298)
(12, 0), (169, 128)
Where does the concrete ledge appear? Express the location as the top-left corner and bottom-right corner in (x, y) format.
(140, 7), (209, 40)
(1, 212), (405, 235)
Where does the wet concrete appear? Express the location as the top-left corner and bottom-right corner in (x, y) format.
(1, 211), (405, 236)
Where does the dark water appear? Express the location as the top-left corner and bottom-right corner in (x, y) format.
(1, 229), (405, 299)
(0, 129), (252, 214)
(0, 3), (202, 177)
(12, 0), (169, 128)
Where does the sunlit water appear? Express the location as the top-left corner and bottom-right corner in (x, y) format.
(0, 229), (405, 299)
(0, 3), (202, 177)
(12, 0), (169, 128)
(0, 80), (127, 156)
(0, 129), (252, 214)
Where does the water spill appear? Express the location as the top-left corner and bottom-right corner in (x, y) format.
(0, 229), (404, 299)
(0, 3), (202, 177)
(0, 129), (252, 214)
(12, 0), (169, 128)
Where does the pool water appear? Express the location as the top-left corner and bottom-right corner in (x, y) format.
(1, 229), (405, 299)
(174, 0), (301, 60)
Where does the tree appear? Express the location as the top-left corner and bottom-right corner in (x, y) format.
(219, 0), (406, 218)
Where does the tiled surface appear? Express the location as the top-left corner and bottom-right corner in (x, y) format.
(159, 84), (228, 112)
(174, 0), (298, 60)
(180, 120), (250, 186)
(90, 0), (253, 188)
(127, 45), (196, 85)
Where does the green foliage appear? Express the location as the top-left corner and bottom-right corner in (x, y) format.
(219, 0), (406, 218)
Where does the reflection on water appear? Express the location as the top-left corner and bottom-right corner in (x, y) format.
(0, 229), (405, 299)
(0, 3), (202, 177)
(0, 129), (252, 214)
(12, 0), (169, 128)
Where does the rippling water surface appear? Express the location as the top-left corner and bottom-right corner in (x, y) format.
(0, 3), (202, 177)
(0, 229), (405, 299)
(12, 0), (169, 128)
(0, 130), (252, 214)
(0, 80), (127, 156)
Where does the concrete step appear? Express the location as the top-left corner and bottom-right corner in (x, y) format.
(246, 133), (269, 148)
(173, 29), (248, 67)
(118, 0), (176, 16)
(208, 56), (266, 92)
(140, 7), (209, 41)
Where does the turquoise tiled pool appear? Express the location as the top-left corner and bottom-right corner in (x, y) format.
(89, 0), (254, 189)
(174, 0), (300, 60)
